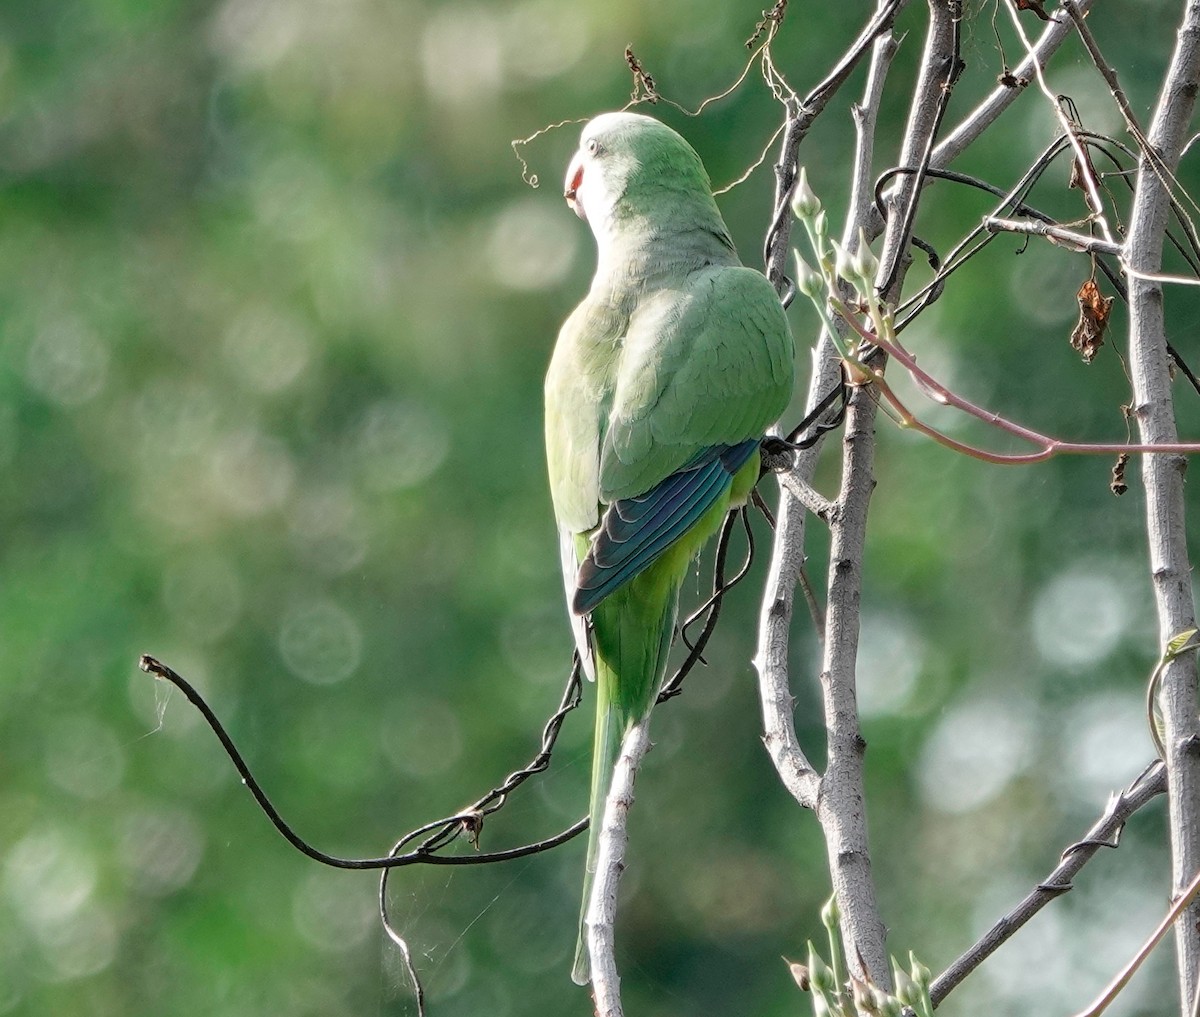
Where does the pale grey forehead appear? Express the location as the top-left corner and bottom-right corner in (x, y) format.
(579, 111), (662, 144)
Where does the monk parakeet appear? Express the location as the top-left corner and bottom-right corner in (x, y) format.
(545, 111), (794, 985)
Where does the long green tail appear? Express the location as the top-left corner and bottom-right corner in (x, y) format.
(572, 670), (622, 986)
(571, 573), (680, 986)
(569, 454), (761, 984)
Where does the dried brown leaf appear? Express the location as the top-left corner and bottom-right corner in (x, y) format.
(625, 46), (658, 104)
(1070, 278), (1114, 364)
(1111, 453), (1129, 496)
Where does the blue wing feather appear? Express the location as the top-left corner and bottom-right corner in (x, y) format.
(590, 472), (701, 566)
(572, 439), (759, 615)
(580, 469), (724, 602)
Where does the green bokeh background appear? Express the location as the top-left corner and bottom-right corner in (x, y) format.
(2, 2), (1197, 1015)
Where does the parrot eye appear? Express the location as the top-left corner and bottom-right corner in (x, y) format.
(585, 138), (601, 156)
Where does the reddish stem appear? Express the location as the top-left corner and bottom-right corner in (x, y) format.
(834, 304), (1200, 462)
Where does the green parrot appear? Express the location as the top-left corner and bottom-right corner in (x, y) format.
(544, 111), (794, 985)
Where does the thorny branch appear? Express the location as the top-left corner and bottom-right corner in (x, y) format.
(929, 761), (1168, 1005)
(755, 1), (909, 820)
(756, 0), (966, 991)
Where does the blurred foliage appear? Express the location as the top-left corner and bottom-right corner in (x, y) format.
(1, 1), (1198, 1016)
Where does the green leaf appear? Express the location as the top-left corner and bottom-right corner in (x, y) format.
(1164, 628), (1199, 662)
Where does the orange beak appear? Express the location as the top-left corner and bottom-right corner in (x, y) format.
(564, 153), (586, 220)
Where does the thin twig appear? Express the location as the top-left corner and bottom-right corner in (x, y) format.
(626, 3), (783, 121)
(878, 0), (963, 294)
(932, 0), (1093, 169)
(137, 653), (587, 869)
(1063, 0), (1200, 257)
(984, 215), (1123, 255)
(1073, 852), (1200, 1017)
(1002, 0), (1116, 244)
(930, 760), (1167, 1006)
(762, 0), (912, 291)
(1062, 1), (1148, 145)
(778, 472), (837, 520)
(887, 136), (1127, 326)
(585, 715), (653, 1017)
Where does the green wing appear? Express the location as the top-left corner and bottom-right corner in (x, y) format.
(600, 265), (793, 503)
(546, 264), (793, 537)
(545, 299), (623, 535)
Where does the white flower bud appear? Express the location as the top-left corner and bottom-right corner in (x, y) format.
(832, 240), (856, 287)
(794, 251), (825, 300)
(791, 167), (822, 221)
(820, 895), (841, 932)
(852, 227), (881, 285)
(909, 953), (932, 992)
(894, 966), (919, 1007)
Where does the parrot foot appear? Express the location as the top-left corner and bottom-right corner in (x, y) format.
(760, 435), (797, 473)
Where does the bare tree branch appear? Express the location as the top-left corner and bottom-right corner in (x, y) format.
(803, 0), (964, 988)
(1063, 0), (1149, 146)
(762, 0), (912, 291)
(930, 761), (1168, 1007)
(878, 0), (963, 293)
(933, 0), (1094, 169)
(753, 0), (911, 818)
(584, 716), (653, 1017)
(814, 383), (889, 984)
(777, 471), (837, 520)
(756, 0), (971, 993)
(1124, 2), (1200, 1011)
(1004, 0), (1117, 244)
(753, 14), (905, 824)
(754, 124), (829, 817)
(983, 215), (1123, 254)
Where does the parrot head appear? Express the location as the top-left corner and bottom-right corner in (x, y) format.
(563, 112), (715, 238)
